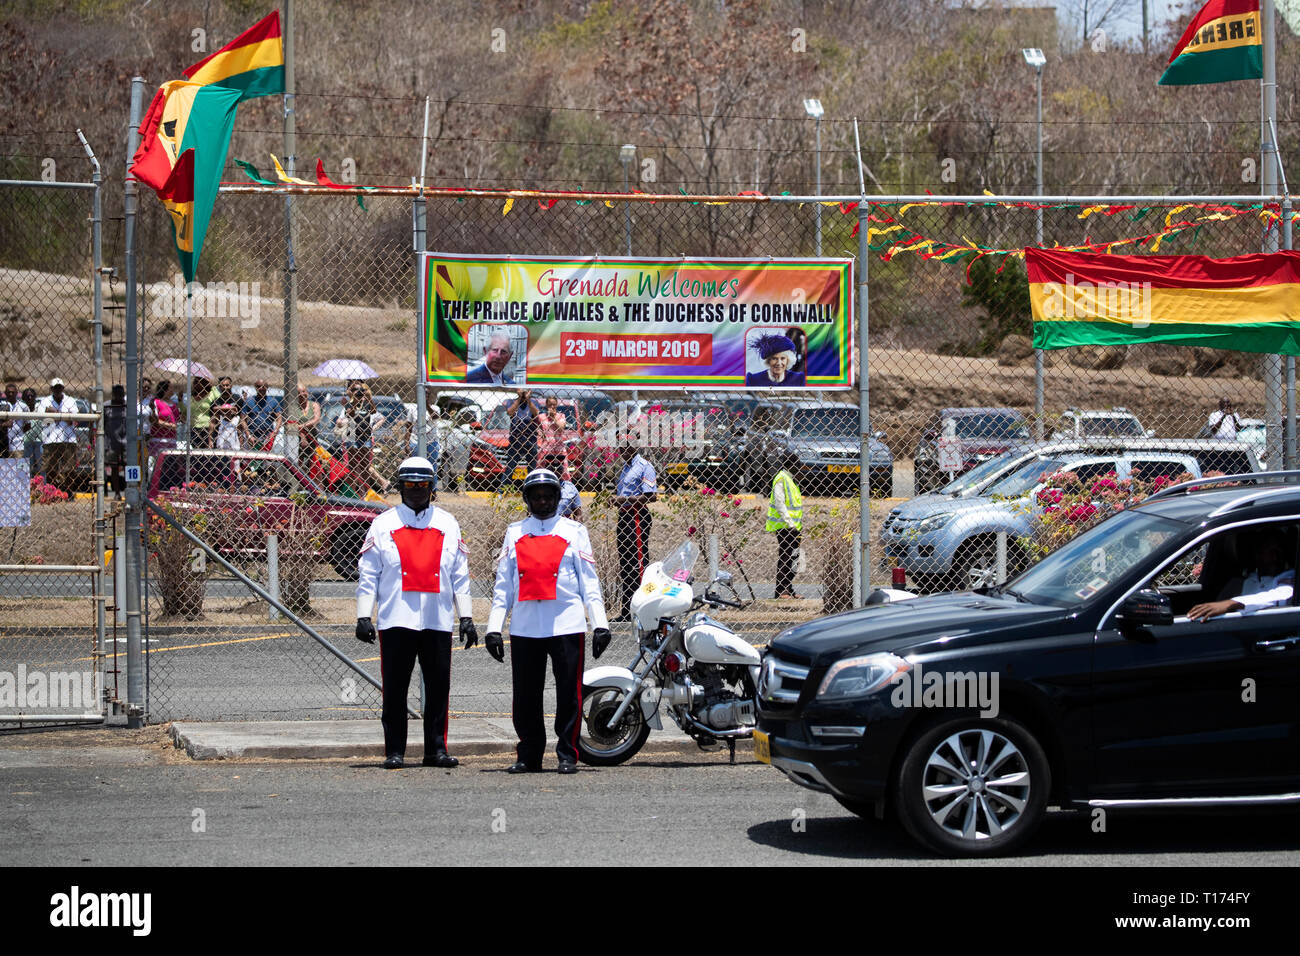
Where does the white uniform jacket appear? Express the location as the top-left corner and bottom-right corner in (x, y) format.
(356, 504), (472, 631)
(487, 515), (608, 638)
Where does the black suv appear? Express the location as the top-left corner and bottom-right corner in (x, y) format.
(755, 472), (1300, 856)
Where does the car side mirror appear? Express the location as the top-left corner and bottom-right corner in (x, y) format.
(1114, 589), (1173, 630)
(715, 571), (733, 585)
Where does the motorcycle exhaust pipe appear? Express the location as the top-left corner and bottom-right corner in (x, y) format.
(680, 710), (756, 739)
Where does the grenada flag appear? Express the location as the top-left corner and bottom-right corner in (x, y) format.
(129, 81), (241, 283)
(1158, 0), (1262, 86)
(183, 10), (285, 101)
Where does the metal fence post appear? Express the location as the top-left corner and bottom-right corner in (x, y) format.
(1285, 197), (1295, 469)
(123, 76), (146, 727)
(414, 193), (427, 459)
(856, 201), (871, 605)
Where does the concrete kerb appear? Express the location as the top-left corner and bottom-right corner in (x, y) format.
(169, 719), (702, 761)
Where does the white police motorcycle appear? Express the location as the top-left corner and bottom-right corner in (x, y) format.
(579, 541), (761, 765)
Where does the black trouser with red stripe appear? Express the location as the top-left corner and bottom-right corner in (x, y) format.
(378, 627), (452, 758)
(510, 632), (585, 766)
(616, 505), (653, 613)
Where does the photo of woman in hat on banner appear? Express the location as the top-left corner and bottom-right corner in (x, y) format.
(744, 329), (806, 387)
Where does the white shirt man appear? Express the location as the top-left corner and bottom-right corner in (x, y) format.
(486, 472), (610, 773)
(357, 502), (473, 633)
(488, 514), (608, 639)
(356, 489), (473, 767)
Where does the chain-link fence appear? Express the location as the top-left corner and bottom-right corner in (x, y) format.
(0, 179), (110, 725)
(113, 187), (1300, 722)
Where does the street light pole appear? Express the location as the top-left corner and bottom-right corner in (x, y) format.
(1023, 48), (1046, 441)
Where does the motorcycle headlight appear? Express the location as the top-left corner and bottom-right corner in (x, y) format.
(817, 653), (911, 701)
(915, 512), (954, 533)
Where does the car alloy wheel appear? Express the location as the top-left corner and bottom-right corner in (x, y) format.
(895, 717), (1049, 857)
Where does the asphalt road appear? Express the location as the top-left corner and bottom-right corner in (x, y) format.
(2, 732), (1297, 867)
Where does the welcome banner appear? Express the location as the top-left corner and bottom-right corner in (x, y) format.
(1027, 248), (1300, 356)
(421, 253), (854, 389)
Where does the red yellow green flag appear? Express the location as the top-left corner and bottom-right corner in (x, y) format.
(129, 81), (241, 283)
(183, 10), (284, 101)
(1027, 248), (1300, 356)
(1158, 0), (1262, 86)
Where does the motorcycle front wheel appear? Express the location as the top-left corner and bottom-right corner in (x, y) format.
(577, 686), (652, 766)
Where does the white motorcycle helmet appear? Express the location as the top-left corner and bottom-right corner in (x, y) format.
(395, 456), (436, 513)
(521, 467), (562, 519)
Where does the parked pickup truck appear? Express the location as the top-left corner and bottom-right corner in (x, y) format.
(148, 448), (386, 579)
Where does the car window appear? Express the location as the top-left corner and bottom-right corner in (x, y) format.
(791, 408), (856, 439)
(937, 452), (1022, 494)
(1129, 459), (1195, 482)
(1011, 510), (1189, 606)
(238, 459), (311, 497)
(1068, 461), (1119, 485)
(953, 413), (1029, 440)
(985, 457), (1067, 498)
(1142, 521), (1299, 617)
(1195, 450), (1252, 475)
(1080, 416), (1144, 437)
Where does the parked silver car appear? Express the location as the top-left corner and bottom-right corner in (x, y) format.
(882, 450), (1205, 592)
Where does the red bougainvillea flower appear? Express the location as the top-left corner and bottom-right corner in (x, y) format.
(1037, 487), (1064, 505)
(719, 511), (731, 518)
(1065, 503), (1098, 522)
(686, 525), (697, 536)
(1091, 477), (1119, 494)
(700, 487), (716, 496)
(732, 496), (742, 506)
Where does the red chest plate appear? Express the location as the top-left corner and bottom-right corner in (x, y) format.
(516, 534), (569, 601)
(391, 526), (445, 593)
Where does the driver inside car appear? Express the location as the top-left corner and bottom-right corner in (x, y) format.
(1188, 526), (1296, 621)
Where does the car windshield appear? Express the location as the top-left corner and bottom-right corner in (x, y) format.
(984, 457), (1067, 498)
(791, 408), (856, 438)
(1009, 509), (1189, 606)
(953, 413), (1029, 440)
(937, 452), (1020, 495)
(1078, 416), (1144, 437)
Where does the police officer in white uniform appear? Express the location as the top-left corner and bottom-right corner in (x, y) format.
(484, 468), (612, 774)
(356, 457), (477, 769)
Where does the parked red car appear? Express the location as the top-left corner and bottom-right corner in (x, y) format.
(148, 448), (386, 579)
(469, 398), (593, 488)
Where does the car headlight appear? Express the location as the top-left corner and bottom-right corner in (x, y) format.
(915, 512), (954, 533)
(817, 652), (912, 701)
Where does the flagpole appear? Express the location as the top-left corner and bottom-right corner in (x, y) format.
(282, 0), (299, 450)
(1262, 0), (1283, 469)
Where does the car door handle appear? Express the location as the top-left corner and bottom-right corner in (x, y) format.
(1254, 636), (1300, 652)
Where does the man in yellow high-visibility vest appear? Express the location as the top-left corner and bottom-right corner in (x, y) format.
(767, 453), (803, 599)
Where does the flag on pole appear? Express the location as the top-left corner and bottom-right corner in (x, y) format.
(183, 10), (285, 101)
(1027, 248), (1300, 355)
(1158, 0), (1263, 86)
(129, 81), (242, 283)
